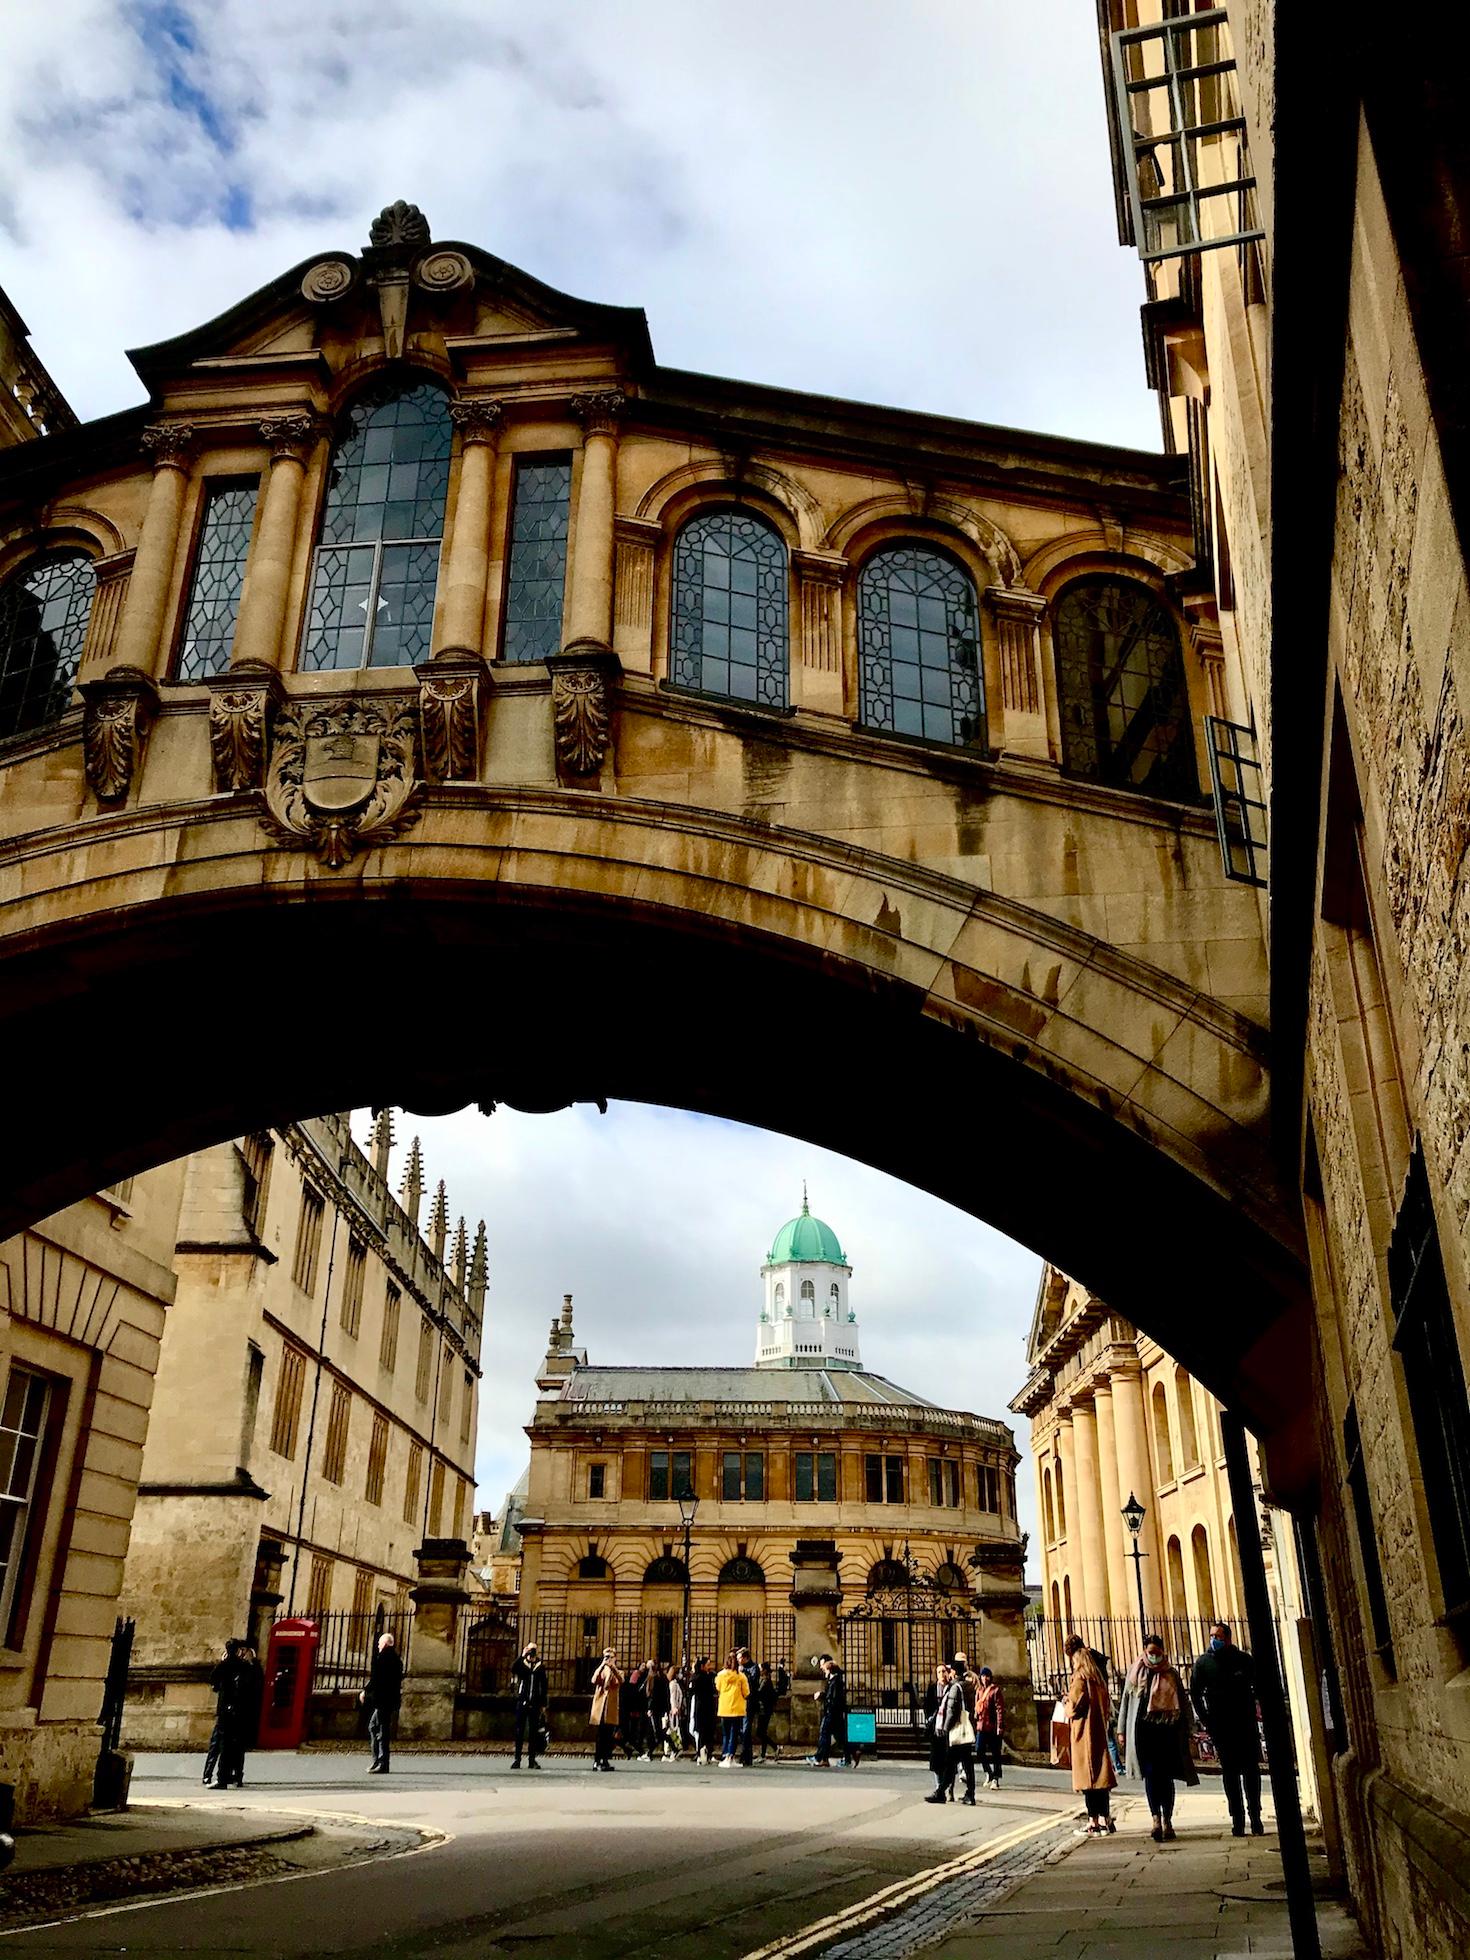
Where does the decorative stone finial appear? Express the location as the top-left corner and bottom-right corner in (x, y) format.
(452, 1216), (468, 1293)
(399, 1136), (425, 1226)
(370, 1106), (396, 1179)
(428, 1178), (449, 1261)
(468, 1221), (488, 1317)
(369, 199), (431, 253)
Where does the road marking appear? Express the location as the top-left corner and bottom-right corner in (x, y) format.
(739, 1811), (1067, 1960)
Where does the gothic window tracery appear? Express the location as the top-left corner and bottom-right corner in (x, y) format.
(858, 544), (982, 748)
(301, 381), (452, 671)
(1054, 575), (1198, 800)
(670, 507), (788, 707)
(0, 550), (93, 741)
(176, 480), (259, 681)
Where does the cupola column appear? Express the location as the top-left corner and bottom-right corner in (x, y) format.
(437, 400), (503, 656)
(109, 423), (195, 678)
(232, 415), (325, 669)
(564, 391), (624, 650)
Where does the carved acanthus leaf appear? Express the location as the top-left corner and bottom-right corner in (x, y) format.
(80, 666), (158, 803)
(552, 667), (612, 776)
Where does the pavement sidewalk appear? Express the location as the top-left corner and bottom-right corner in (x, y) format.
(4, 1799), (310, 1877)
(911, 1788), (1371, 1960)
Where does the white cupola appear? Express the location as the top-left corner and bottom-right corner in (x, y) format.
(754, 1188), (861, 1370)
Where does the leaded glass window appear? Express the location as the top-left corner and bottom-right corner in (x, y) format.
(858, 545), (983, 748)
(175, 479), (258, 682)
(301, 381), (451, 671)
(670, 508), (788, 708)
(502, 456), (571, 662)
(0, 551), (93, 741)
(1055, 577), (1198, 801)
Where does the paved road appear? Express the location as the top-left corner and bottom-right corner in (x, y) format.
(5, 1754), (1079, 1958)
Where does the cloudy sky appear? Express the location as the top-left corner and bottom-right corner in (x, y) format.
(6, 3), (1159, 1577)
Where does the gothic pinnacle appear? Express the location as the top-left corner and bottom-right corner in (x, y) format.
(399, 1136), (425, 1225)
(370, 1106), (396, 1179)
(428, 1178), (449, 1261)
(469, 1220), (488, 1316)
(452, 1216), (468, 1292)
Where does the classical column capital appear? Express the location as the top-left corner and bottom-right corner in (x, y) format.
(570, 389), (628, 436)
(258, 413), (328, 464)
(449, 398), (504, 444)
(983, 583), (1047, 624)
(140, 421), (196, 471)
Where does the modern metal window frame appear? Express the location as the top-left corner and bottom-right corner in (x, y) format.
(1111, 10), (1264, 265)
(1205, 714), (1268, 886)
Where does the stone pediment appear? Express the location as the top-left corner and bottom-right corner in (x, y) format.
(127, 199), (653, 392)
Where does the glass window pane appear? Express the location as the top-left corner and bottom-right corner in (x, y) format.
(176, 480), (259, 683)
(795, 1452), (814, 1503)
(723, 1452), (741, 1501)
(745, 1453), (763, 1502)
(817, 1452), (837, 1502)
(858, 545), (981, 750)
(0, 552), (93, 741)
(1055, 577), (1198, 801)
(502, 457), (571, 663)
(670, 509), (788, 708)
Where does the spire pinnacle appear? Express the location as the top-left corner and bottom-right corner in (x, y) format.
(802, 1180), (809, 1215)
(468, 1220), (488, 1316)
(428, 1179), (449, 1261)
(370, 1106), (396, 1179)
(399, 1136), (424, 1226)
(452, 1216), (468, 1292)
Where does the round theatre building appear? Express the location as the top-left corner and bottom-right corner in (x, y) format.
(510, 1200), (1030, 1723)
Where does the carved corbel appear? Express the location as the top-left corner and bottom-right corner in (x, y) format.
(546, 641), (621, 781)
(207, 658), (284, 793)
(415, 647), (491, 783)
(80, 664), (159, 803)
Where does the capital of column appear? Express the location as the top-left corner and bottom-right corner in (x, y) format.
(983, 584), (1047, 626)
(257, 412), (328, 464)
(570, 389), (627, 437)
(449, 398), (504, 445)
(140, 421), (196, 471)
(792, 548), (848, 591)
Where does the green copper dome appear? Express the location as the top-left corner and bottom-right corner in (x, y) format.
(767, 1195), (846, 1267)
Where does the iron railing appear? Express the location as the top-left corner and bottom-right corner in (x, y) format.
(1026, 1612), (1258, 1709)
(457, 1608), (797, 1696)
(262, 1606), (414, 1696)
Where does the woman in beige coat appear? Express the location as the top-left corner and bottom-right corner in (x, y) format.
(590, 1650), (623, 1772)
(1064, 1634), (1117, 1834)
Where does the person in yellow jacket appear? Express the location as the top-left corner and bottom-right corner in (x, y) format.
(716, 1651), (750, 1766)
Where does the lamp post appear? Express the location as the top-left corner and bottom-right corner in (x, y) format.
(677, 1487), (698, 1667)
(1121, 1491), (1149, 1644)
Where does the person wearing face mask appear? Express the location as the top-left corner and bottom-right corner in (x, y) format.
(1190, 1622), (1264, 1836)
(1118, 1635), (1198, 1840)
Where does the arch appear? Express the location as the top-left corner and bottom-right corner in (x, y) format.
(299, 378), (452, 672)
(773, 1283), (785, 1311)
(1191, 1523), (1216, 1620)
(1152, 1381), (1175, 1484)
(857, 543), (984, 750)
(799, 1279), (815, 1310)
(718, 1555), (766, 1588)
(1053, 575), (1199, 802)
(637, 456), (822, 551)
(0, 549), (94, 742)
(1063, 1573), (1073, 1624)
(1022, 526), (1193, 595)
(1166, 1535), (1188, 1618)
(1043, 1466), (1056, 1542)
(1054, 1458), (1067, 1536)
(867, 1557), (910, 1592)
(578, 1552), (610, 1580)
(669, 507), (788, 708)
(824, 493), (1021, 586)
(932, 1560), (970, 1594)
(1175, 1364), (1201, 1471)
(1050, 1579), (1062, 1621)
(643, 1554), (689, 1585)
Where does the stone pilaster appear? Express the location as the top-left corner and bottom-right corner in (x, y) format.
(398, 1537), (470, 1742)
(1092, 1375), (1131, 1626)
(109, 423), (194, 679)
(564, 391), (625, 654)
(232, 414), (325, 670)
(612, 514), (660, 673)
(1183, 595), (1228, 717)
(1110, 1363), (1166, 1624)
(1070, 1393), (1110, 1619)
(78, 550), (135, 675)
(984, 585), (1053, 764)
(437, 399), (503, 659)
(786, 1539), (843, 1747)
(792, 549), (847, 715)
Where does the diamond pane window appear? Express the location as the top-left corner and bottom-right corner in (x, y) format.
(176, 479), (258, 682)
(0, 551), (93, 742)
(502, 456), (571, 663)
(301, 382), (451, 671)
(1055, 577), (1198, 802)
(858, 545), (982, 749)
(670, 508), (788, 709)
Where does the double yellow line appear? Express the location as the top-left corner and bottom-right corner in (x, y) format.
(741, 1810), (1067, 1959)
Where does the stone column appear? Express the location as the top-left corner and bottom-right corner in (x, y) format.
(1055, 1409), (1077, 1604)
(232, 414), (324, 669)
(437, 400), (503, 657)
(1093, 1376), (1131, 1628)
(983, 585), (1053, 764)
(1111, 1364), (1165, 1624)
(564, 391), (624, 652)
(786, 1539), (843, 1749)
(1070, 1393), (1110, 1619)
(108, 423), (194, 678)
(398, 1536), (470, 1742)
(792, 549), (847, 716)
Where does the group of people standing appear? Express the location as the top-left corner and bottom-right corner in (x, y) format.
(923, 1652), (1005, 1804)
(1063, 1620), (1265, 1842)
(569, 1648), (791, 1769)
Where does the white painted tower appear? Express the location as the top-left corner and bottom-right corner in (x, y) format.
(754, 1190), (861, 1369)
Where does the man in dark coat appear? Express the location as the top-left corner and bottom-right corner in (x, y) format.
(511, 1641), (548, 1769)
(811, 1656), (849, 1767)
(213, 1639), (263, 1788)
(737, 1647), (760, 1766)
(1190, 1621), (1263, 1835)
(364, 1633), (404, 1773)
(204, 1639), (242, 1787)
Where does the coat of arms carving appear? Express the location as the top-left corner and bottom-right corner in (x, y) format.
(262, 697), (421, 867)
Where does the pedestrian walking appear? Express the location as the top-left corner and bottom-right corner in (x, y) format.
(690, 1656), (718, 1763)
(922, 1665), (947, 1797)
(929, 1663), (977, 1804)
(775, 1657), (791, 1700)
(754, 1662), (780, 1760)
(202, 1638), (242, 1787)
(590, 1650), (623, 1770)
(622, 1661), (647, 1758)
(809, 1655), (850, 1767)
(668, 1663), (689, 1756)
(974, 1667), (1006, 1788)
(646, 1658), (673, 1759)
(511, 1641), (548, 1769)
(1119, 1633), (1198, 1840)
(737, 1647), (760, 1766)
(716, 1650), (750, 1765)
(1190, 1622), (1264, 1836)
(1065, 1633), (1117, 1834)
(360, 1631), (403, 1774)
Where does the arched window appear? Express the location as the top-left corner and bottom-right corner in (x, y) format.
(1175, 1365), (1201, 1471)
(1043, 1467), (1056, 1542)
(830, 1283), (840, 1305)
(867, 1558), (910, 1593)
(1050, 1579), (1062, 1620)
(1191, 1523), (1216, 1619)
(1166, 1535), (1188, 1618)
(1054, 1458), (1066, 1535)
(1227, 1516), (1245, 1621)
(773, 1284), (785, 1312)
(719, 1556), (766, 1588)
(858, 544), (982, 747)
(932, 1561), (970, 1594)
(301, 380), (452, 671)
(1152, 1381), (1175, 1483)
(800, 1280), (815, 1312)
(643, 1554), (689, 1585)
(578, 1552), (609, 1580)
(1063, 1574), (1073, 1624)
(0, 550), (93, 741)
(670, 508), (787, 707)
(1054, 576), (1197, 799)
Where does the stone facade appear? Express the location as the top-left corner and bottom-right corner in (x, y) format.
(117, 1112), (483, 1748)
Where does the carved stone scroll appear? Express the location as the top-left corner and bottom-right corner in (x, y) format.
(79, 665), (159, 803)
(301, 257), (356, 306)
(207, 659), (283, 794)
(415, 648), (490, 783)
(570, 390), (627, 437)
(447, 399), (503, 445)
(258, 412), (326, 463)
(140, 422), (195, 471)
(547, 642), (620, 782)
(261, 695), (422, 868)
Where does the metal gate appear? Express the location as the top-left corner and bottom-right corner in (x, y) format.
(840, 1592), (982, 1746)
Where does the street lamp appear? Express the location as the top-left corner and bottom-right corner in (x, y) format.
(1121, 1491), (1149, 1644)
(677, 1487), (698, 1667)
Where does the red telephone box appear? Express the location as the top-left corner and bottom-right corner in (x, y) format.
(258, 1617), (319, 1749)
